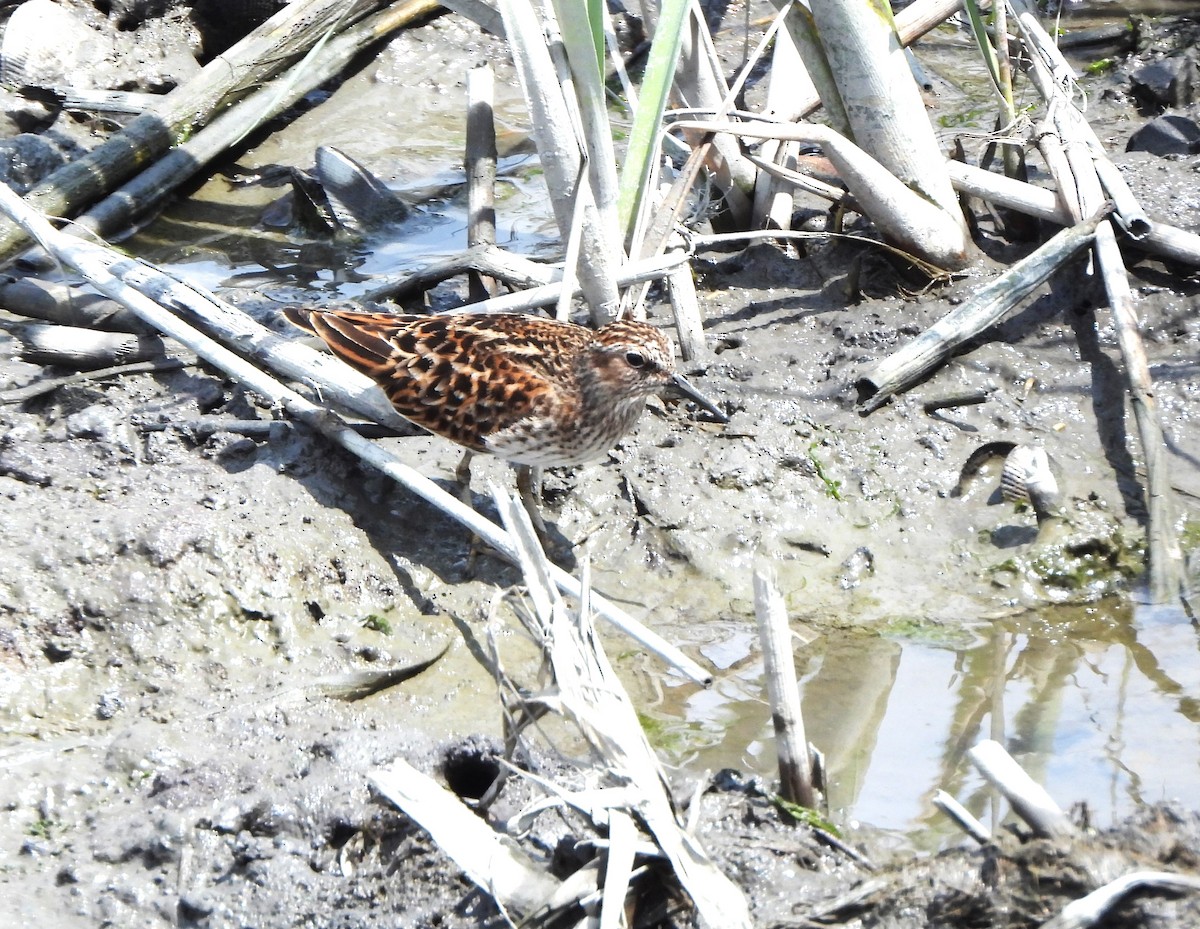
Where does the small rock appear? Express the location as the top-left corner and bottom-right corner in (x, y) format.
(0, 87), (55, 135)
(43, 637), (74, 662)
(707, 446), (773, 490)
(65, 405), (140, 459)
(55, 865), (79, 885)
(0, 446), (52, 486)
(212, 436), (257, 460)
(194, 381), (225, 413)
(65, 405), (115, 440)
(19, 838), (54, 857)
(0, 134), (86, 193)
(1126, 114), (1200, 156)
(177, 890), (216, 920)
(1130, 57), (1199, 110)
(96, 691), (124, 720)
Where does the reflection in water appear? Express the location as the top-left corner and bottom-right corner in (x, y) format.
(678, 600), (1200, 847)
(798, 635), (901, 811)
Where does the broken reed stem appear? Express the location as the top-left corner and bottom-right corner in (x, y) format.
(932, 789), (991, 845)
(1011, 0), (1184, 602)
(856, 207), (1107, 410)
(967, 740), (1077, 841)
(1092, 222), (1184, 602)
(362, 245), (556, 303)
(11, 323), (167, 369)
(369, 758), (563, 914)
(465, 65), (498, 302)
(1091, 155), (1150, 240)
(1041, 871), (1200, 929)
(0, 358), (189, 405)
(0, 183), (711, 686)
(753, 564), (815, 809)
(1035, 111), (1084, 223)
(1012, 0), (1150, 239)
(752, 18), (809, 229)
(944, 160), (1200, 266)
(0, 277), (150, 333)
(665, 233), (708, 361)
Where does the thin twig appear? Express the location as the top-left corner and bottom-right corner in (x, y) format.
(932, 789), (992, 845)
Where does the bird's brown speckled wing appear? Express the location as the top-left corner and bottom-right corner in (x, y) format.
(284, 309), (585, 450)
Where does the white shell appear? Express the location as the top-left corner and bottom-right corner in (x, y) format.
(1001, 444), (1062, 515)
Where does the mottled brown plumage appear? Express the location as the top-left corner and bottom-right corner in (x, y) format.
(284, 309), (723, 467)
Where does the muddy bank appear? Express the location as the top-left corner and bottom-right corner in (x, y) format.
(1, 0), (1199, 926)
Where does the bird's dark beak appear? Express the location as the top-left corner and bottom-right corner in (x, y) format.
(666, 372), (728, 422)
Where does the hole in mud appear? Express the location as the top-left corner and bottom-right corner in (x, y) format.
(441, 741), (502, 801)
(327, 820), (358, 850)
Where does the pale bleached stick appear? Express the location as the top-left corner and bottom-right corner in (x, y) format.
(932, 789), (991, 845)
(92, 256), (414, 432)
(465, 65), (499, 302)
(967, 740), (1076, 841)
(369, 759), (562, 916)
(1041, 870), (1200, 929)
(754, 563), (815, 808)
(945, 160), (1200, 266)
(599, 810), (637, 929)
(665, 233), (708, 361)
(857, 208), (1106, 410)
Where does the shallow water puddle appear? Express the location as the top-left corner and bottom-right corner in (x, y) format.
(656, 601), (1199, 847)
(130, 150), (557, 300)
(124, 14), (559, 301)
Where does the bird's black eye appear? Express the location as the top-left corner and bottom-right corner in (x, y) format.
(625, 351), (647, 368)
